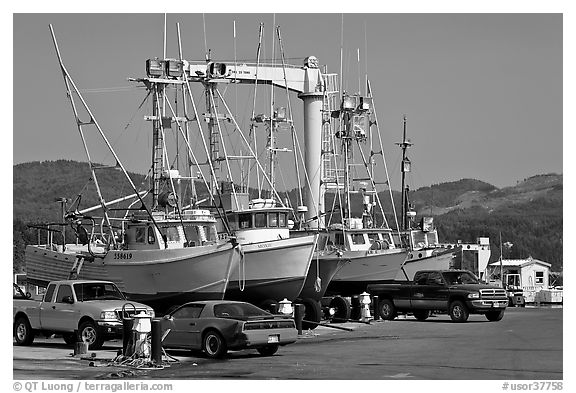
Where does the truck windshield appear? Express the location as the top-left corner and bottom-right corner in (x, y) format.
(73, 283), (125, 301)
(442, 271), (479, 285)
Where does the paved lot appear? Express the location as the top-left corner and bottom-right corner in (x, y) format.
(13, 307), (562, 380)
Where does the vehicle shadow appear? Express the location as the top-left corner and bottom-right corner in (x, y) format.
(13, 339), (121, 351)
(164, 348), (279, 361)
(388, 316), (489, 324)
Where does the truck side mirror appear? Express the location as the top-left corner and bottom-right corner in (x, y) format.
(63, 296), (74, 304)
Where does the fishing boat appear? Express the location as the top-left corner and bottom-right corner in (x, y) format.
(300, 84), (409, 299)
(392, 116), (461, 281)
(25, 25), (242, 313)
(138, 24), (320, 308)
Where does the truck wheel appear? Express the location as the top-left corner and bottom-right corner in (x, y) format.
(413, 310), (430, 321)
(79, 321), (104, 350)
(62, 333), (77, 346)
(449, 301), (469, 322)
(378, 299), (397, 321)
(202, 330), (227, 359)
(14, 316), (35, 346)
(257, 344), (279, 356)
(300, 298), (322, 330)
(485, 310), (505, 322)
(329, 296), (351, 321)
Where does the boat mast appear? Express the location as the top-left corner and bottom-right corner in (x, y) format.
(151, 84), (166, 210)
(397, 115), (413, 231)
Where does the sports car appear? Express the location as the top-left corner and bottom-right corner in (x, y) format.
(161, 300), (297, 358)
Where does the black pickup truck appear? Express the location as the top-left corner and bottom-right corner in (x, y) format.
(367, 270), (509, 322)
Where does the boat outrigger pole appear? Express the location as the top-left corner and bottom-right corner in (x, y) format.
(49, 25), (167, 249)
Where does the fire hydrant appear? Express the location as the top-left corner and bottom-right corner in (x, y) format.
(278, 298), (293, 316)
(360, 292), (372, 322)
(132, 311), (152, 358)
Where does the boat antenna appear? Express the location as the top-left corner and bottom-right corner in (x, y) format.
(249, 23), (264, 198)
(357, 48), (361, 95)
(339, 14), (344, 104)
(202, 14), (209, 62)
(163, 13), (167, 60)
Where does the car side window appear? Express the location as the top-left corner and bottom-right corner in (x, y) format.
(44, 284), (56, 302)
(427, 272), (444, 285)
(414, 273), (428, 285)
(55, 285), (74, 303)
(173, 305), (203, 319)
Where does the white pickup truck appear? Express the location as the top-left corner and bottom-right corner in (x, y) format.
(13, 280), (154, 350)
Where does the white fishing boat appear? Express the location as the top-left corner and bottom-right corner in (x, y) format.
(303, 85), (410, 298)
(25, 25), (241, 313)
(174, 25), (320, 308)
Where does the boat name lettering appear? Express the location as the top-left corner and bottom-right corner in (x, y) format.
(257, 243), (271, 249)
(113, 252), (133, 260)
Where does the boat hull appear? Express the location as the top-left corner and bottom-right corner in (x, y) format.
(298, 252), (350, 302)
(396, 247), (460, 281)
(326, 248), (408, 296)
(225, 234), (316, 303)
(25, 243), (240, 313)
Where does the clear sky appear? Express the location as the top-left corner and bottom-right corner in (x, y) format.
(12, 12), (562, 191)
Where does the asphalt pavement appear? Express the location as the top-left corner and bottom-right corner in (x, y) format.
(13, 306), (562, 380)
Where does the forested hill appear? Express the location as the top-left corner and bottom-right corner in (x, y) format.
(13, 161), (563, 272)
(410, 175), (563, 272)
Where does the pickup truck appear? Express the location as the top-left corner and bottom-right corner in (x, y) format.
(13, 280), (154, 349)
(367, 270), (509, 322)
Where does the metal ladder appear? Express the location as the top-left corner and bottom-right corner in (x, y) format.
(68, 256), (85, 280)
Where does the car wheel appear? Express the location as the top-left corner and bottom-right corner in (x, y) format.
(257, 344), (279, 357)
(485, 310), (505, 322)
(449, 301), (469, 322)
(378, 299), (397, 321)
(413, 310), (431, 321)
(79, 320), (104, 350)
(62, 333), (77, 346)
(329, 296), (351, 321)
(202, 330), (227, 359)
(14, 316), (35, 346)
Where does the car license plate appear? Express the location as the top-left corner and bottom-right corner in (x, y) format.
(268, 335), (279, 344)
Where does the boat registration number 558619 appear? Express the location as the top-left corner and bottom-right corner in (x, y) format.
(113, 252), (133, 260)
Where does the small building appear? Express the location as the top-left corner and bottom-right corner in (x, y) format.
(489, 257), (561, 303)
(489, 257), (551, 289)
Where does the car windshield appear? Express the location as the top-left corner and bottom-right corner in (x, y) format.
(214, 303), (272, 319)
(73, 283), (125, 301)
(442, 271), (479, 285)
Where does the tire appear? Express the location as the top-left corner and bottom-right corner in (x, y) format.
(300, 298), (322, 330)
(258, 299), (279, 314)
(202, 330), (227, 359)
(329, 296), (351, 321)
(14, 316), (35, 346)
(378, 299), (397, 321)
(485, 310), (505, 322)
(78, 320), (104, 350)
(257, 344), (279, 357)
(413, 310), (431, 321)
(449, 301), (469, 323)
(63, 333), (77, 346)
